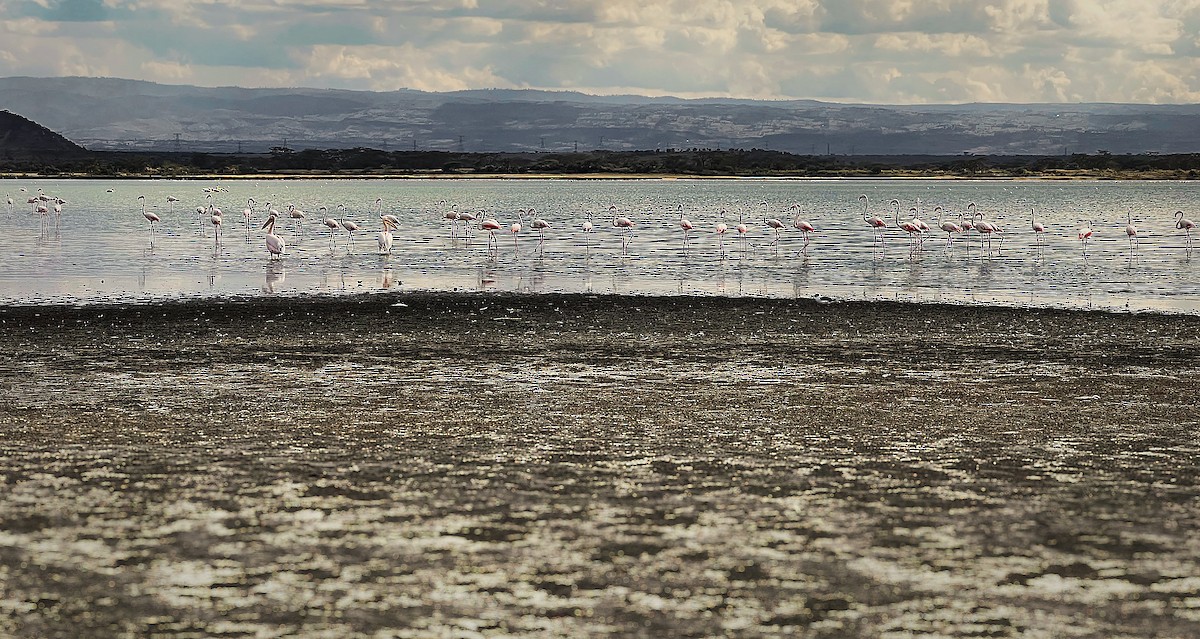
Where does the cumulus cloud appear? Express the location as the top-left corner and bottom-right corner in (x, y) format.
(0, 0), (1196, 103)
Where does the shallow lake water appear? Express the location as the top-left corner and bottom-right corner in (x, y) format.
(3, 177), (1199, 313)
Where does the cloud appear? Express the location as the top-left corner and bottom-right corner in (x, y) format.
(0, 0), (1197, 103)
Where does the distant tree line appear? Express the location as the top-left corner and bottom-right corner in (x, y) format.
(3, 147), (1200, 178)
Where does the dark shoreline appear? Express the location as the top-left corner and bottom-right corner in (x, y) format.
(2, 290), (1199, 637)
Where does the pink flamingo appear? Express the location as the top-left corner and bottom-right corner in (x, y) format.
(790, 204), (815, 253)
(510, 210), (524, 251)
(581, 210), (594, 252)
(761, 201), (784, 248)
(210, 203), (223, 244)
(735, 210), (749, 255)
(529, 213), (550, 251)
(138, 195), (160, 240)
(894, 201), (921, 251)
(935, 206), (962, 247)
(243, 198), (256, 232)
(1031, 207), (1045, 246)
(861, 194), (887, 246)
(338, 205), (359, 247)
(456, 208), (478, 239)
(974, 210), (997, 253)
(1078, 220), (1094, 253)
(1176, 211), (1194, 251)
(611, 205), (634, 254)
(481, 212), (503, 253)
(1125, 209), (1139, 252)
(678, 205), (696, 246)
(715, 208), (729, 257)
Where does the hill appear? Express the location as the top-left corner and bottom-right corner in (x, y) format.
(2, 76), (1199, 156)
(0, 109), (90, 160)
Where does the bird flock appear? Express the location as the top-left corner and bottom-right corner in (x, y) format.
(5, 187), (1198, 264)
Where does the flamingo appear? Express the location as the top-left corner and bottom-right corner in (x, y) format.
(263, 214), (286, 259)
(911, 198), (931, 239)
(243, 198), (256, 232)
(762, 201), (784, 247)
(1031, 207), (1045, 245)
(320, 206), (340, 246)
(442, 202), (459, 237)
(894, 202), (921, 251)
(138, 195), (160, 238)
(6, 193), (14, 214)
(456, 208), (478, 239)
(790, 204), (815, 253)
(529, 209), (550, 250)
(339, 205), (359, 247)
(861, 194), (887, 246)
(935, 206), (962, 247)
(510, 210), (524, 251)
(735, 210), (749, 255)
(1078, 220), (1094, 252)
(611, 205), (634, 254)
(481, 212), (503, 253)
(377, 217), (397, 254)
(974, 210), (997, 253)
(1176, 211), (1195, 250)
(678, 205), (695, 246)
(1125, 209), (1139, 251)
(581, 210), (594, 251)
(715, 208), (729, 257)
(210, 203), (223, 243)
(287, 203), (305, 230)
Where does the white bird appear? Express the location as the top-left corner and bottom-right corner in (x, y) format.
(263, 214), (286, 259)
(377, 217), (397, 254)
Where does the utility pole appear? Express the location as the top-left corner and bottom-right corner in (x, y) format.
(574, 140), (578, 153)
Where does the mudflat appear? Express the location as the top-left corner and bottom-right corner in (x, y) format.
(1, 293), (1198, 638)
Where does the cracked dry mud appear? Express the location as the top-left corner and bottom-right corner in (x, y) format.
(1, 293), (1199, 638)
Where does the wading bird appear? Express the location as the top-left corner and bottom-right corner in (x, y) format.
(138, 195), (160, 238)
(1078, 220), (1094, 253)
(480, 212), (503, 253)
(611, 205), (634, 254)
(1176, 211), (1195, 250)
(377, 216), (397, 254)
(790, 204), (815, 253)
(678, 205), (695, 246)
(262, 214), (285, 259)
(861, 194), (887, 246)
(1125, 209), (1139, 251)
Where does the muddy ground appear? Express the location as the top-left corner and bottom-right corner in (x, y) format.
(1, 292), (1198, 638)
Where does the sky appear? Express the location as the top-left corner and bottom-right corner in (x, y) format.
(1, 0), (1198, 104)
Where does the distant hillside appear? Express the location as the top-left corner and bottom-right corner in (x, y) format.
(0, 109), (89, 160)
(2, 76), (1200, 155)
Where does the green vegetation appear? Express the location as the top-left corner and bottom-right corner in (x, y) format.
(4, 147), (1200, 179)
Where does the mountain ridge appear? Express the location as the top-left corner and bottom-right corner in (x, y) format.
(3, 76), (1199, 155)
